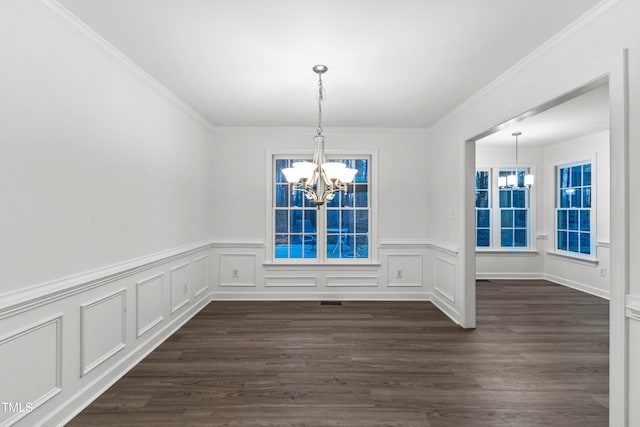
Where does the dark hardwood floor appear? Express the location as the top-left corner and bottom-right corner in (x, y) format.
(68, 280), (609, 426)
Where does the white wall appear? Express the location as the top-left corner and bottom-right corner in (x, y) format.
(428, 0), (639, 424)
(475, 145), (545, 278)
(211, 127), (429, 241)
(0, 0), (214, 296)
(543, 131), (610, 298)
(0, 1), (216, 425)
(207, 127), (448, 303)
(475, 131), (611, 299)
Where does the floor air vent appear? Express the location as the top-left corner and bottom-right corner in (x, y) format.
(320, 301), (342, 306)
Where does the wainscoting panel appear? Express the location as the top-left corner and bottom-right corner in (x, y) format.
(80, 290), (126, 377)
(192, 254), (209, 297)
(135, 273), (165, 338)
(326, 275), (379, 287)
(219, 253), (257, 287)
(387, 254), (423, 287)
(170, 262), (191, 313)
(0, 241), (213, 426)
(264, 276), (318, 287)
(0, 315), (62, 426)
(433, 256), (456, 303)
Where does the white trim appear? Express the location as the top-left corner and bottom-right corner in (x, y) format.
(212, 291), (431, 301)
(379, 240), (431, 249)
(431, 292), (461, 325)
(0, 315), (63, 426)
(325, 276), (379, 287)
(30, 0), (215, 132)
(211, 240), (265, 248)
(0, 240), (213, 320)
(169, 262), (191, 314)
(545, 274), (609, 300)
(264, 276), (318, 287)
(80, 289), (127, 377)
(626, 295), (640, 322)
(265, 148), (379, 264)
(216, 126), (431, 135)
(476, 272), (545, 280)
(427, 240), (459, 256)
(192, 254), (210, 297)
(135, 272), (165, 338)
(597, 240), (611, 248)
(50, 294), (211, 427)
(476, 250), (539, 255)
(430, 0), (630, 132)
(546, 250), (599, 266)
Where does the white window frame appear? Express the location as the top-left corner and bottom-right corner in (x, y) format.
(475, 168), (492, 248)
(553, 158), (596, 260)
(266, 148), (378, 265)
(476, 163), (537, 252)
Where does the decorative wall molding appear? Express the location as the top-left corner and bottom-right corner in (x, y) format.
(0, 240), (214, 320)
(212, 291), (431, 301)
(433, 256), (456, 303)
(597, 240), (611, 248)
(379, 239), (458, 256)
(192, 254), (210, 297)
(51, 295), (211, 427)
(170, 262), (191, 314)
(264, 276), (318, 287)
(219, 253), (257, 287)
(325, 276), (379, 287)
(429, 0), (630, 132)
(625, 295), (640, 322)
(387, 254), (423, 287)
(546, 251), (599, 266)
(431, 292), (460, 325)
(211, 240), (265, 248)
(545, 274), (610, 300)
(135, 272), (165, 338)
(80, 290), (127, 377)
(29, 0), (215, 132)
(0, 315), (63, 426)
(476, 272), (545, 280)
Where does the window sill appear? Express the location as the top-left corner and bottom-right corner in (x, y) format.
(546, 251), (599, 266)
(476, 250), (539, 255)
(264, 261), (381, 269)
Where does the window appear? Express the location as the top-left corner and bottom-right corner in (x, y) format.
(475, 167), (532, 250)
(498, 170), (529, 247)
(556, 162), (592, 255)
(273, 156), (370, 262)
(475, 170), (491, 247)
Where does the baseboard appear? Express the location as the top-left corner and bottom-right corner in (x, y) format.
(544, 274), (610, 300)
(212, 291), (432, 301)
(476, 272), (545, 280)
(431, 291), (460, 325)
(44, 293), (212, 427)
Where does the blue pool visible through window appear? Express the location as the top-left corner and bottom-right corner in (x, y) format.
(557, 163), (591, 255)
(498, 170), (529, 247)
(274, 157), (369, 260)
(475, 170), (491, 247)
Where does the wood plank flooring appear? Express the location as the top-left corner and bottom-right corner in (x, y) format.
(68, 280), (609, 426)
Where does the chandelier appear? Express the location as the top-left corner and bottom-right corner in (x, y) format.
(498, 131), (534, 189)
(281, 65), (357, 207)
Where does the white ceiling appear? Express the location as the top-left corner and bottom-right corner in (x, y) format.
(58, 0), (603, 128)
(478, 82), (609, 147)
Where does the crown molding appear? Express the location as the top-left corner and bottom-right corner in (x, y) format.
(429, 0), (630, 133)
(29, 0), (216, 132)
(214, 126), (430, 135)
